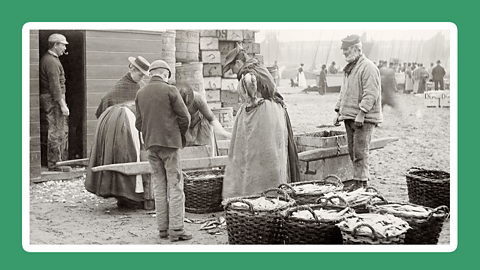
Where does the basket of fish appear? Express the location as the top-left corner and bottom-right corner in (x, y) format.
(281, 201), (355, 244)
(278, 174), (344, 205)
(184, 168), (224, 214)
(367, 197), (449, 244)
(319, 186), (385, 214)
(406, 167), (450, 208)
(336, 213), (411, 244)
(222, 188), (295, 244)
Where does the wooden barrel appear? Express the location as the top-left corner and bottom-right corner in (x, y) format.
(211, 107), (234, 128)
(162, 30), (176, 84)
(175, 30), (199, 63)
(175, 62), (205, 99)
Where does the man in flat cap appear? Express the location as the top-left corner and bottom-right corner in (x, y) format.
(135, 60), (191, 241)
(432, 60), (446, 90)
(333, 34), (383, 189)
(39, 33), (70, 171)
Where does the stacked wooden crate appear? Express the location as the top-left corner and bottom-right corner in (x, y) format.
(199, 30), (262, 116)
(200, 30), (223, 110)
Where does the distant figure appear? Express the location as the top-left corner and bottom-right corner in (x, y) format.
(404, 63), (414, 94)
(432, 60), (446, 90)
(272, 60), (280, 86)
(379, 63), (398, 109)
(297, 63), (307, 87)
(413, 63), (429, 94)
(290, 78), (299, 87)
(328, 61), (338, 74)
(317, 64), (327, 95)
(401, 62), (407, 73)
(428, 63), (435, 82)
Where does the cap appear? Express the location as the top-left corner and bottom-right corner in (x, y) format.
(340, 34), (360, 50)
(128, 56), (151, 76)
(48, 33), (69, 44)
(437, 60), (441, 64)
(149, 60), (172, 78)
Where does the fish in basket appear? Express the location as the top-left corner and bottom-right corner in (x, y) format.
(278, 174), (344, 205)
(318, 187), (385, 214)
(184, 168), (224, 214)
(406, 167), (450, 208)
(222, 188), (295, 244)
(367, 197), (449, 244)
(336, 213), (411, 244)
(281, 203), (355, 244)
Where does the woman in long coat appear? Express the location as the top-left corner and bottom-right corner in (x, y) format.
(221, 46), (300, 199)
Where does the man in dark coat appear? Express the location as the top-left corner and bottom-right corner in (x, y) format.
(135, 60), (191, 242)
(317, 64), (327, 95)
(432, 60), (446, 90)
(95, 56), (150, 118)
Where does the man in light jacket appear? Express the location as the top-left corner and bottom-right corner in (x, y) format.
(333, 34), (383, 189)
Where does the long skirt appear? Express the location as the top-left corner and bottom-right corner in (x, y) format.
(222, 100), (289, 199)
(297, 72), (307, 88)
(85, 105), (144, 202)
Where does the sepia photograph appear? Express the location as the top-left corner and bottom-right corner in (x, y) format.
(23, 22), (456, 252)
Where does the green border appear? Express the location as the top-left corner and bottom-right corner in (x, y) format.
(10, 0), (473, 269)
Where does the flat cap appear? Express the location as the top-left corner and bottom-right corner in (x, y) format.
(340, 34), (360, 50)
(48, 33), (69, 44)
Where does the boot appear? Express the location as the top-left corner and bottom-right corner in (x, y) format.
(159, 230), (168, 239)
(168, 229), (192, 242)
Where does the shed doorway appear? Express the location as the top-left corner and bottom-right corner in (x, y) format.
(39, 30), (86, 166)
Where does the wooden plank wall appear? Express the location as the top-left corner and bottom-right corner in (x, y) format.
(30, 30), (41, 182)
(85, 30), (164, 155)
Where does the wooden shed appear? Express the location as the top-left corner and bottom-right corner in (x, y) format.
(29, 29), (166, 182)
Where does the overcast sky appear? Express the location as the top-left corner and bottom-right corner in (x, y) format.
(256, 29), (451, 43)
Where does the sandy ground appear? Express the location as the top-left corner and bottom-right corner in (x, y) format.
(29, 79), (451, 246)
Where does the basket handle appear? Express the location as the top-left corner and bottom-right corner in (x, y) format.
(428, 205), (450, 221)
(352, 223), (378, 240)
(407, 166), (423, 173)
(277, 183), (296, 195)
(316, 195), (349, 207)
(365, 186), (379, 193)
(224, 198), (255, 214)
(367, 194), (389, 205)
(261, 188), (291, 201)
(323, 174), (343, 187)
(284, 205), (320, 224)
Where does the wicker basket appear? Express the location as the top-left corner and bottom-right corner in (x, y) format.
(281, 204), (354, 244)
(337, 214), (410, 244)
(184, 168), (224, 214)
(406, 167), (450, 208)
(278, 174), (344, 205)
(223, 189), (295, 244)
(367, 198), (449, 244)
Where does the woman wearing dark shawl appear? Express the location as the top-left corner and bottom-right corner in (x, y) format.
(221, 45), (300, 199)
(86, 56), (150, 208)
